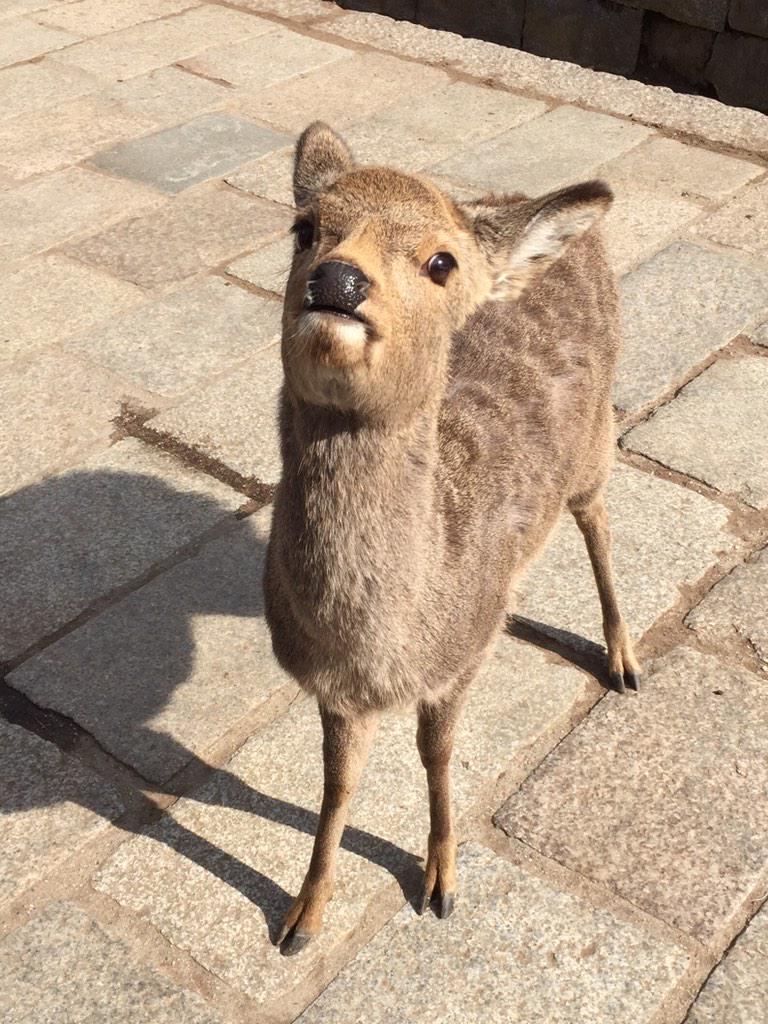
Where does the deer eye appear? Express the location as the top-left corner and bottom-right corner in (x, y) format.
(426, 251), (457, 286)
(292, 218), (315, 251)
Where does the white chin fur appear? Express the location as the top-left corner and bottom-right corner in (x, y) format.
(301, 310), (367, 349)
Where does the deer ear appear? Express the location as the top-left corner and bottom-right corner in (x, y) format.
(465, 181), (613, 301)
(293, 121), (355, 208)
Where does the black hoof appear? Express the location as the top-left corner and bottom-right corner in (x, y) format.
(626, 671), (641, 692)
(609, 670), (626, 694)
(437, 892), (455, 919)
(280, 931), (313, 957)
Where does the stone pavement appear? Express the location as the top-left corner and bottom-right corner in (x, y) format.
(1, 2), (768, 1022)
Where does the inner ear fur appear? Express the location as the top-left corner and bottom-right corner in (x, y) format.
(293, 121), (355, 209)
(464, 180), (613, 300)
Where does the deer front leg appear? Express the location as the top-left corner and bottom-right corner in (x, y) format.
(278, 704), (378, 956)
(416, 691), (465, 920)
(572, 492), (641, 693)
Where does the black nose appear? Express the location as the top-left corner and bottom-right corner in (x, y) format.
(306, 260), (370, 316)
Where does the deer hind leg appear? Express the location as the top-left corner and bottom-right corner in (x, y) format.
(416, 689), (466, 919)
(278, 705), (378, 955)
(571, 491), (642, 694)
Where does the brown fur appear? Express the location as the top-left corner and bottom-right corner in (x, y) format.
(264, 122), (640, 953)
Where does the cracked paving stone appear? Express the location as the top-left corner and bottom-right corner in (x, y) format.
(0, 720), (122, 907)
(496, 647), (768, 944)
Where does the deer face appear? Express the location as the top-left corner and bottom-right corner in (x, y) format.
(282, 122), (612, 422)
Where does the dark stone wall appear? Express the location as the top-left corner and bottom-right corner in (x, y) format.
(335, 0), (768, 113)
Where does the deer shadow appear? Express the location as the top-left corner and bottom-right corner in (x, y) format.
(0, 467), (420, 942)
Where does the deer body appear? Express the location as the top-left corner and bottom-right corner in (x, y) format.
(263, 123), (639, 954)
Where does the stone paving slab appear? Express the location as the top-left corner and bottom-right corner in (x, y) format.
(104, 66), (231, 125)
(0, 902), (223, 1024)
(146, 347), (284, 485)
(225, 147), (294, 207)
(325, 10), (768, 156)
(754, 322), (768, 347)
(0, 438), (243, 663)
(0, 16), (80, 67)
(692, 177), (768, 257)
(600, 186), (702, 275)
(685, 901), (768, 1023)
(237, 51), (452, 135)
(64, 186), (290, 290)
(1, 166), (164, 264)
(515, 462), (735, 652)
(616, 242), (768, 413)
(339, 78), (546, 172)
(38, 0), (201, 36)
(0, 0), (69, 16)
(623, 356), (768, 509)
(431, 104), (652, 196)
(0, 348), (144, 497)
(496, 647), (768, 944)
(0, 94), (154, 182)
(599, 136), (764, 202)
(0, 60), (99, 121)
(0, 253), (144, 361)
(297, 843), (690, 1024)
(0, 720), (122, 906)
(91, 114), (291, 195)
(226, 235), (293, 294)
(685, 545), (768, 673)
(181, 26), (352, 92)
(94, 633), (593, 1008)
(70, 277), (281, 397)
(9, 516), (291, 783)
(235, 0), (332, 17)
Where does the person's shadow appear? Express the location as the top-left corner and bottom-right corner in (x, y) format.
(0, 466), (420, 943)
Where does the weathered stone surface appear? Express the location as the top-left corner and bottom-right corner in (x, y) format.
(601, 136), (763, 201)
(0, 903), (223, 1024)
(524, 0), (643, 75)
(336, 0), (415, 17)
(90, 114), (291, 194)
(39, 0), (200, 35)
(105, 66), (231, 124)
(600, 185), (701, 274)
(0, 16), (79, 66)
(707, 30), (768, 112)
(95, 634), (593, 1007)
(515, 463), (735, 650)
(692, 177), (768, 256)
(623, 357), (768, 509)
(729, 0), (768, 38)
(0, 438), (243, 661)
(685, 546), (768, 672)
(327, 11), (768, 156)
(64, 187), (289, 289)
(643, 12), (715, 85)
(181, 27), (351, 91)
(0, 348), (141, 496)
(0, 60), (98, 121)
(0, 94), (153, 181)
(0, 167), (163, 264)
(225, 147), (294, 207)
(616, 242), (768, 412)
(0, 253), (143, 360)
(418, 0), (525, 48)
(431, 105), (652, 195)
(226, 236), (293, 294)
(9, 517), (291, 782)
(238, 51), (449, 134)
(0, 0), (70, 16)
(496, 647), (768, 942)
(342, 79), (546, 172)
(685, 901), (768, 1022)
(233, 0), (332, 18)
(298, 843), (690, 1024)
(0, 721), (122, 905)
(146, 347), (283, 485)
(615, 0), (727, 32)
(754, 322), (768, 347)
(71, 278), (280, 397)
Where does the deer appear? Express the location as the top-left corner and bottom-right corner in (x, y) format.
(263, 121), (640, 955)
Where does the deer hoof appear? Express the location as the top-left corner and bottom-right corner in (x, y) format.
(609, 670), (627, 694)
(280, 930), (314, 957)
(625, 671), (641, 692)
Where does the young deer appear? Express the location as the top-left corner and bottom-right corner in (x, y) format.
(264, 121), (640, 955)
